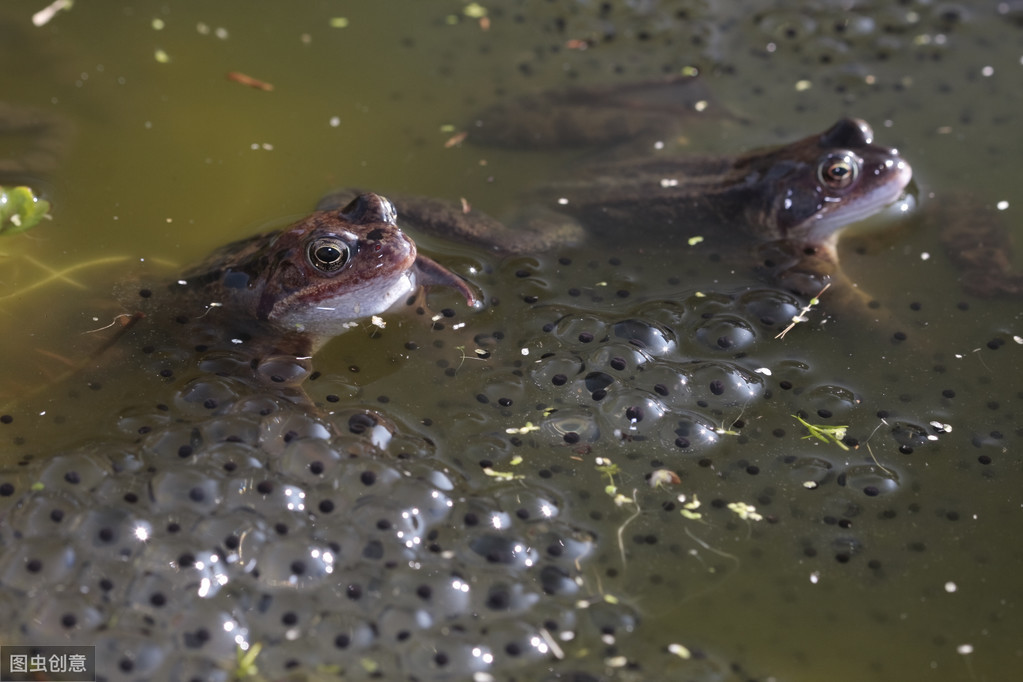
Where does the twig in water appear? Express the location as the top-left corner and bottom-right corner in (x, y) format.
(775, 283), (831, 339)
(616, 489), (641, 568)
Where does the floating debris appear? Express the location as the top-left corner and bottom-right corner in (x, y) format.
(32, 0), (73, 27)
(668, 642), (692, 659)
(793, 413), (850, 451)
(649, 468), (681, 488)
(463, 3), (487, 19)
(775, 283), (831, 339)
(227, 71), (274, 91)
(444, 131), (468, 148)
(678, 494), (703, 520)
(727, 501), (763, 522)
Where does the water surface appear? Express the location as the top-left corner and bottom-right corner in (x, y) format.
(2, 2), (1021, 681)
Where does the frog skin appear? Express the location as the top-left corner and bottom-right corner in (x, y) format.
(319, 118), (912, 303)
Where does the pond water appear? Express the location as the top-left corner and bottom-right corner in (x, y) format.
(1, 1), (1021, 681)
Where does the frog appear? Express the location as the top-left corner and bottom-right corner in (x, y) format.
(318, 115), (913, 316)
(164, 192), (477, 357)
(8, 193), (475, 415)
(327, 76), (1023, 308)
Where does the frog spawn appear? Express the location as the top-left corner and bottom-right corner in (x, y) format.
(530, 309), (767, 452)
(0, 396), (640, 681)
(2, 242), (983, 681)
(436, 256), (1016, 681)
(4, 2), (1020, 680)
(528, 307), (909, 505)
(0, 257), (1010, 681)
(496, 281), (793, 453)
(0, 245), (927, 679)
(443, 253), (946, 559)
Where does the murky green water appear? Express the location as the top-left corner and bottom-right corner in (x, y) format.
(2, 1), (1022, 681)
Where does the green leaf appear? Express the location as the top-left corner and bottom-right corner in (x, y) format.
(1, 186), (51, 236)
(792, 414), (850, 451)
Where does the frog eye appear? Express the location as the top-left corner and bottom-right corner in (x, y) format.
(818, 152), (860, 190)
(308, 237), (350, 273)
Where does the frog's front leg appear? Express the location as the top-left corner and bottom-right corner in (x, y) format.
(757, 239), (916, 342)
(317, 189), (584, 255)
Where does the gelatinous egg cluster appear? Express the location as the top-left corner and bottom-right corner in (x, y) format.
(0, 384), (638, 680)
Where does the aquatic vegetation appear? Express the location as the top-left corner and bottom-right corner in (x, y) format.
(0, 185), (50, 236)
(793, 413), (850, 451)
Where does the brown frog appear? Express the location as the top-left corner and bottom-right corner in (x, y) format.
(16, 193), (476, 407)
(167, 192), (476, 357)
(3, 193), (479, 449)
(5, 193), (479, 449)
(319, 117), (912, 310)
(343, 77), (1022, 305)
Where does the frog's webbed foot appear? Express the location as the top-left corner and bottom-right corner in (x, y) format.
(933, 192), (1023, 297)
